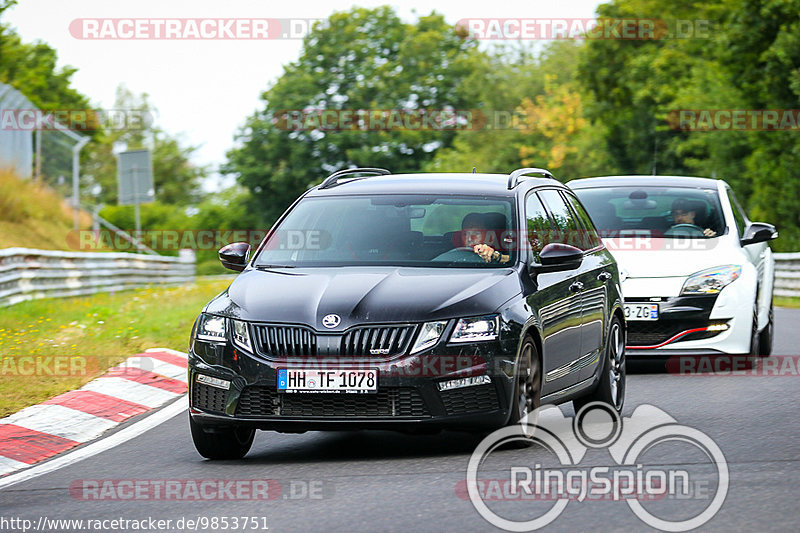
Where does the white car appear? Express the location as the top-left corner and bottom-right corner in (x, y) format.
(569, 176), (777, 357)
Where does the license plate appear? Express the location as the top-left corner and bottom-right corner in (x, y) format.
(277, 368), (378, 393)
(624, 303), (659, 321)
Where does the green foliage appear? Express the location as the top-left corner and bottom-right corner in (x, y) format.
(224, 7), (483, 227)
(576, 0), (800, 250)
(82, 85), (208, 206)
(0, 23), (88, 112)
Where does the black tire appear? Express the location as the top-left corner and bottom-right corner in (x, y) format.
(573, 317), (626, 414)
(758, 302), (774, 357)
(748, 305), (761, 358)
(502, 337), (542, 447)
(190, 415), (255, 460)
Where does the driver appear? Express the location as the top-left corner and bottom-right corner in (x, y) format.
(670, 198), (717, 237)
(461, 213), (510, 263)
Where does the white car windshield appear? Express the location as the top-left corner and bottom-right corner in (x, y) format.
(574, 186), (726, 238)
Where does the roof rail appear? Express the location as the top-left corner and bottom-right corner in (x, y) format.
(319, 167), (391, 189)
(507, 167), (556, 189)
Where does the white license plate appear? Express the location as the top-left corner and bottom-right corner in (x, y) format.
(624, 303), (659, 321)
(277, 368), (378, 393)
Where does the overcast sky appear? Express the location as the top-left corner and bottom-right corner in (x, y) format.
(5, 0), (602, 184)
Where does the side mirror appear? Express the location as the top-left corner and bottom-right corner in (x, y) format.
(219, 242), (251, 272)
(531, 243), (584, 273)
(740, 222), (778, 246)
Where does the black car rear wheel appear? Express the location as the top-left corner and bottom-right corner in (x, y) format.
(573, 317), (625, 414)
(190, 415), (255, 460)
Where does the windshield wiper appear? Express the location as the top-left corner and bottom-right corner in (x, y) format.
(255, 264), (296, 270)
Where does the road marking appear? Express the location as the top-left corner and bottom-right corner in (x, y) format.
(42, 390), (150, 423)
(80, 377), (181, 408)
(0, 395), (187, 490)
(0, 404), (117, 442)
(112, 355), (188, 382)
(0, 425), (78, 464)
(0, 456), (29, 473)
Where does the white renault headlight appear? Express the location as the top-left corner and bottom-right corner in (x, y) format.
(450, 315), (499, 343)
(231, 319), (252, 352)
(196, 314), (226, 342)
(681, 265), (741, 295)
(410, 321), (447, 354)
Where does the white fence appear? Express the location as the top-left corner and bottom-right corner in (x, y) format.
(775, 252), (800, 298)
(0, 248), (195, 307)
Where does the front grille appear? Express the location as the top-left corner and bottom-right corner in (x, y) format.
(192, 382), (228, 413)
(340, 325), (417, 357)
(235, 386), (429, 418)
(236, 385), (278, 416)
(252, 325), (317, 357)
(627, 320), (725, 347)
(440, 384), (499, 415)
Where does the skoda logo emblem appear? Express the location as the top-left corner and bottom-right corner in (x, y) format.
(321, 314), (341, 329)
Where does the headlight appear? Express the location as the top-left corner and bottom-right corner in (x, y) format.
(231, 319), (252, 352)
(681, 265), (741, 295)
(196, 314), (226, 342)
(410, 321), (447, 354)
(450, 315), (499, 343)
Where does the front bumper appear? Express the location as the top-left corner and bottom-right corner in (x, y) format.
(623, 278), (754, 356)
(187, 336), (518, 432)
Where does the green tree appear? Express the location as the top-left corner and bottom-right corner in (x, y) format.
(83, 85), (207, 206)
(224, 6), (483, 226)
(426, 41), (611, 180)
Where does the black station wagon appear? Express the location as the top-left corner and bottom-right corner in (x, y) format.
(188, 168), (626, 459)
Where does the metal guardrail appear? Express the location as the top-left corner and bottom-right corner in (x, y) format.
(0, 248), (195, 307)
(774, 252), (800, 298)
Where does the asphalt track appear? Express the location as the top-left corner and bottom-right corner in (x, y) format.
(1, 309), (799, 532)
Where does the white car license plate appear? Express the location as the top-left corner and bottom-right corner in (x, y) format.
(277, 368), (378, 393)
(624, 303), (659, 321)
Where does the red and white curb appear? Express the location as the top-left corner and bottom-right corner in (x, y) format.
(0, 348), (188, 477)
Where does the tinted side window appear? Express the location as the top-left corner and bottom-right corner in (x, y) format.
(562, 192), (602, 250)
(537, 189), (585, 250)
(525, 193), (554, 262)
(726, 188), (747, 237)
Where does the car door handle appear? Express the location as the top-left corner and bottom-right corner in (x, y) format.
(569, 281), (584, 293)
(597, 271), (612, 282)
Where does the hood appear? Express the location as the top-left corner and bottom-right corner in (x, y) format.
(603, 237), (745, 278)
(205, 266), (521, 331)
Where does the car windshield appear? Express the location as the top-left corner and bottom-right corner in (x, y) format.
(253, 194), (517, 268)
(573, 186), (726, 238)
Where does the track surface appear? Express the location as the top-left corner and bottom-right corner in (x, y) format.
(2, 309), (799, 532)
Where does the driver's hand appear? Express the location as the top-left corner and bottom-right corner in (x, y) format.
(473, 244), (495, 262)
(703, 228), (717, 237)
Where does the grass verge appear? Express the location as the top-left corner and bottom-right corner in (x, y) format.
(0, 278), (231, 417)
(774, 296), (800, 309)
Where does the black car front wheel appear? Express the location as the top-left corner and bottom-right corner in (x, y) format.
(573, 317), (625, 414)
(190, 415), (255, 460)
